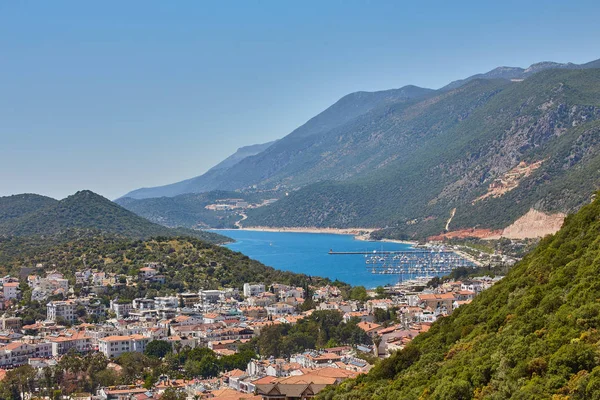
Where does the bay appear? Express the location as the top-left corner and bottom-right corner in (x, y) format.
(213, 229), (414, 288)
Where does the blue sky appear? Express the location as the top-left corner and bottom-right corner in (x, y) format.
(1, 1), (599, 200)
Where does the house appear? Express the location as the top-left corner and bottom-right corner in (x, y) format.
(154, 296), (179, 310)
(243, 283), (266, 297)
(47, 332), (93, 356)
(47, 300), (76, 322)
(110, 300), (133, 318)
(199, 290), (225, 304)
(356, 321), (381, 336)
(366, 299), (394, 313)
(0, 317), (22, 331)
(461, 280), (485, 294)
(139, 267), (157, 279)
(416, 293), (456, 314)
(98, 334), (150, 358)
(3, 282), (20, 300)
(0, 342), (36, 367)
(178, 292), (199, 308)
(265, 303), (296, 316)
(343, 311), (373, 324)
(455, 290), (476, 302)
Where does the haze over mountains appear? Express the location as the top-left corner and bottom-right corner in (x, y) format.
(123, 141), (277, 199)
(120, 58), (600, 240)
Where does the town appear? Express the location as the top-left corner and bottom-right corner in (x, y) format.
(0, 263), (503, 399)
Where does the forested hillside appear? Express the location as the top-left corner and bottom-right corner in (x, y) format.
(0, 191), (228, 244)
(0, 194), (58, 223)
(246, 68), (600, 239)
(320, 192), (600, 399)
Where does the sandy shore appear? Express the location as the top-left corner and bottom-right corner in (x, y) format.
(237, 226), (375, 235)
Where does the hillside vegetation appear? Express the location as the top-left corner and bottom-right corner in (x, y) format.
(246, 69), (600, 239)
(0, 191), (228, 244)
(320, 192), (600, 399)
(0, 234), (336, 296)
(116, 190), (281, 229)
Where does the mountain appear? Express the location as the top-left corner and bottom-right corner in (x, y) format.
(121, 85), (435, 200)
(0, 194), (58, 224)
(0, 190), (228, 243)
(207, 141), (278, 173)
(122, 140), (277, 200)
(442, 58), (600, 91)
(322, 192), (600, 399)
(115, 190), (280, 229)
(119, 58), (600, 239)
(245, 68), (600, 239)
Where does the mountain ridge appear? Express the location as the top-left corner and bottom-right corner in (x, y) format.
(245, 68), (600, 239)
(0, 190), (228, 243)
(121, 140), (277, 200)
(121, 84), (435, 199)
(441, 58), (600, 90)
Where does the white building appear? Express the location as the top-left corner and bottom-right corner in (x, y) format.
(98, 334), (150, 358)
(265, 302), (296, 316)
(0, 342), (36, 367)
(243, 283), (266, 298)
(133, 298), (155, 310)
(154, 296), (178, 310)
(199, 290), (224, 304)
(110, 300), (133, 318)
(47, 300), (76, 322)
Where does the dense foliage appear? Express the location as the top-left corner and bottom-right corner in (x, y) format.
(0, 190), (228, 243)
(247, 310), (372, 358)
(246, 68), (600, 240)
(320, 192), (600, 399)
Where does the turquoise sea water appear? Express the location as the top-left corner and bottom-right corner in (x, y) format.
(213, 229), (414, 288)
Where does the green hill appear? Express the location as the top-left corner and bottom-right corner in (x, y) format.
(321, 193), (600, 399)
(0, 194), (58, 224)
(246, 68), (600, 239)
(0, 190), (228, 243)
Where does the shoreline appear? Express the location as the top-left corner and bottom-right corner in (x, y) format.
(212, 226), (419, 246)
(219, 226), (376, 235)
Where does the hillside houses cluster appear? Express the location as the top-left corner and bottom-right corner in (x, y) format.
(0, 258), (503, 399)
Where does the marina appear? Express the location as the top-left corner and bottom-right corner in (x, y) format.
(216, 230), (477, 287)
(329, 248), (476, 279)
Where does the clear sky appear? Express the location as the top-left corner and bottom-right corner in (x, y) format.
(1, 1), (599, 200)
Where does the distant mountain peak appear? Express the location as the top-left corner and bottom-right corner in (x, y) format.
(442, 57), (600, 91)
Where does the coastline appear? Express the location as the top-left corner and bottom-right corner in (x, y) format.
(213, 226), (419, 246)
(227, 226), (375, 235)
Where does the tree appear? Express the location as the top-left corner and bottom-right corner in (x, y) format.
(145, 340), (173, 359)
(375, 286), (387, 299)
(349, 286), (368, 302)
(161, 388), (187, 400)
